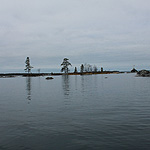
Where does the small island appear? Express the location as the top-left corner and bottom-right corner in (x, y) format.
(136, 70), (150, 77)
(0, 57), (148, 78)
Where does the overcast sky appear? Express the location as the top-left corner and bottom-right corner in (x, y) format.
(0, 0), (150, 72)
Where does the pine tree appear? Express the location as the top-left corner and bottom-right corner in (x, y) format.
(61, 58), (72, 74)
(24, 57), (33, 73)
(80, 64), (84, 73)
(74, 67), (77, 73)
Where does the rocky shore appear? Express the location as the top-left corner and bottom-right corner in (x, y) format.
(0, 71), (123, 78)
(0, 73), (51, 78)
(136, 70), (150, 77)
(0, 70), (138, 78)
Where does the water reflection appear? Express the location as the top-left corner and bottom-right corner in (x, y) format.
(81, 75), (90, 93)
(62, 75), (70, 97)
(81, 75), (85, 93)
(75, 75), (78, 91)
(26, 77), (32, 102)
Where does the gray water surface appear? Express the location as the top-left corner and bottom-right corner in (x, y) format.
(0, 74), (150, 150)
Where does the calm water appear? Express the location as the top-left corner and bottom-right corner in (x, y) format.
(0, 73), (150, 150)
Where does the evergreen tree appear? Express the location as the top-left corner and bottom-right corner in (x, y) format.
(74, 67), (77, 73)
(80, 64), (84, 73)
(61, 58), (72, 74)
(24, 57), (33, 73)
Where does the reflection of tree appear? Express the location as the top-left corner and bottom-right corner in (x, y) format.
(26, 77), (32, 102)
(81, 76), (85, 94)
(62, 75), (70, 96)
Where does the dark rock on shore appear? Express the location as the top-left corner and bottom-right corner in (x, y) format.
(131, 68), (138, 73)
(0, 75), (16, 78)
(22, 73), (51, 77)
(137, 70), (150, 77)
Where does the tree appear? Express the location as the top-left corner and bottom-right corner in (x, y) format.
(80, 64), (84, 73)
(93, 65), (98, 72)
(24, 57), (33, 73)
(84, 63), (88, 72)
(74, 67), (77, 73)
(84, 63), (92, 72)
(88, 64), (92, 72)
(61, 58), (72, 74)
(37, 68), (41, 73)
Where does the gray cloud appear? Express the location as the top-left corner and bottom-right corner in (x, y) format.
(0, 0), (150, 72)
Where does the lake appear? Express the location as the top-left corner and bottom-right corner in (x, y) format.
(0, 73), (150, 150)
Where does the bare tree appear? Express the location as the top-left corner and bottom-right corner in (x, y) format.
(88, 64), (92, 72)
(84, 63), (92, 72)
(84, 63), (88, 72)
(93, 65), (98, 72)
(37, 68), (41, 73)
(24, 57), (33, 73)
(61, 58), (72, 74)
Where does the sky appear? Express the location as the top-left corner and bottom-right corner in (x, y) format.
(0, 0), (150, 72)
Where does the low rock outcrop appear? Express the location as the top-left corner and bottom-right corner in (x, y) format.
(45, 77), (54, 80)
(137, 70), (150, 77)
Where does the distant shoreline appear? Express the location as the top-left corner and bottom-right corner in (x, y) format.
(0, 71), (134, 78)
(0, 73), (51, 78)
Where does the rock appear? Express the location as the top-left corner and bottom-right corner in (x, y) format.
(131, 68), (138, 73)
(137, 70), (150, 77)
(45, 77), (54, 80)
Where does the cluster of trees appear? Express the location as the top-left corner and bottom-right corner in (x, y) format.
(61, 58), (103, 74)
(80, 64), (100, 73)
(24, 57), (103, 74)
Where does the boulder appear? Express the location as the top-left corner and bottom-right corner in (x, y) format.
(45, 77), (54, 80)
(137, 70), (150, 77)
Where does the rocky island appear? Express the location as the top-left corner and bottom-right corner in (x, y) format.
(136, 70), (150, 77)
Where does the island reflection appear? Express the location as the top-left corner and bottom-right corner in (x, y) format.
(26, 77), (32, 102)
(62, 75), (70, 97)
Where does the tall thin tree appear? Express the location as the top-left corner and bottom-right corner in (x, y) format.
(80, 64), (84, 73)
(24, 57), (33, 73)
(74, 67), (78, 73)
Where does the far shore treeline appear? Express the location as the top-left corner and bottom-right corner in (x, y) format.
(24, 57), (138, 75)
(0, 57), (139, 77)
